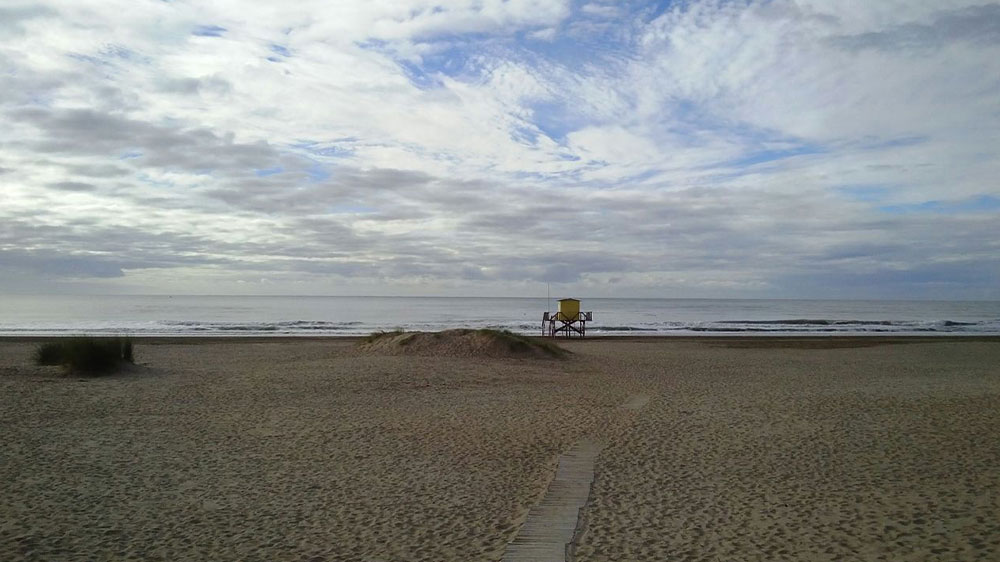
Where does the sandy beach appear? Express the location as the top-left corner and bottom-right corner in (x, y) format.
(1, 336), (998, 561)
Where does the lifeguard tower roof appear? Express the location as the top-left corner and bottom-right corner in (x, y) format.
(557, 298), (580, 320)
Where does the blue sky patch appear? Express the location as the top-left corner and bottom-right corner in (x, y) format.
(622, 168), (663, 184)
(724, 145), (825, 168)
(255, 166), (284, 177)
(529, 100), (588, 144)
(192, 25), (227, 37)
(511, 125), (539, 145)
(396, 59), (444, 89)
(857, 135), (928, 151)
(67, 53), (111, 67)
(879, 195), (1000, 214)
(305, 163), (331, 182)
(515, 2), (645, 69)
(836, 185), (891, 202)
(357, 39), (450, 89)
(293, 141), (355, 158)
(411, 39), (479, 78)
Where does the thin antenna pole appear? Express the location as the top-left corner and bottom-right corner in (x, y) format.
(547, 283), (550, 313)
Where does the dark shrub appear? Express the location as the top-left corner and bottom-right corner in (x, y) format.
(34, 342), (65, 366)
(122, 338), (134, 363)
(34, 337), (135, 375)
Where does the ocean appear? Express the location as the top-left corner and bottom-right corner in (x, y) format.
(1, 295), (998, 337)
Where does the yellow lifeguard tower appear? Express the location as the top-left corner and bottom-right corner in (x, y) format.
(543, 298), (592, 337)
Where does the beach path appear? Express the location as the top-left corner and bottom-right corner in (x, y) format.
(503, 438), (603, 562)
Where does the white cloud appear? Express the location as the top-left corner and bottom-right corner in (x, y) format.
(1, 0), (997, 298)
(581, 3), (621, 18)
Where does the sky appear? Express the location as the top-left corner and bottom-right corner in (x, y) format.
(1, 0), (998, 299)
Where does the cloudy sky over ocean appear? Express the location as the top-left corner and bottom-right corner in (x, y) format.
(2, 1), (998, 298)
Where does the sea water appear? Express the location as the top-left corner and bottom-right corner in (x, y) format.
(1, 295), (998, 336)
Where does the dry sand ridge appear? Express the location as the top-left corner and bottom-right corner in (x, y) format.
(356, 329), (567, 359)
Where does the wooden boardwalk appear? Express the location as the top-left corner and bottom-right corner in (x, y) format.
(502, 438), (602, 562)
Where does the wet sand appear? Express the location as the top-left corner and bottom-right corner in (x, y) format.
(2, 337), (998, 561)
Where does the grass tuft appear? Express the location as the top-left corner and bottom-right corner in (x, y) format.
(34, 337), (135, 375)
(364, 328), (404, 343)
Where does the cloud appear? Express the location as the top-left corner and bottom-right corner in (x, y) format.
(0, 4), (53, 34)
(47, 181), (97, 192)
(0, 250), (127, 279)
(829, 4), (1000, 51)
(157, 75), (233, 96)
(0, 0), (997, 298)
(62, 163), (132, 178)
(362, 0), (571, 40)
(8, 107), (281, 173)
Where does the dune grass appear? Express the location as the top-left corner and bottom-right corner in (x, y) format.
(474, 328), (568, 356)
(364, 328), (404, 343)
(34, 337), (135, 375)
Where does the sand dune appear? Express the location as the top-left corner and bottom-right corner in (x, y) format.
(1, 337), (998, 561)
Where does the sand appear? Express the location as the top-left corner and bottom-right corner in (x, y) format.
(1, 337), (999, 561)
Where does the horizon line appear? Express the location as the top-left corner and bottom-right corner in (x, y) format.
(2, 294), (998, 303)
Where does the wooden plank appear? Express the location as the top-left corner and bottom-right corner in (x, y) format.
(502, 438), (602, 562)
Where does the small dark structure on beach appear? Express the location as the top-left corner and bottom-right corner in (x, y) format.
(542, 298), (592, 338)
